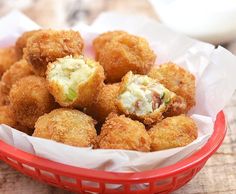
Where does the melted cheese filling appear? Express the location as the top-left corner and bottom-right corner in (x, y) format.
(119, 74), (173, 116)
(48, 55), (95, 102)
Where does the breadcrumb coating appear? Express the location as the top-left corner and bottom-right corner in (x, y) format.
(148, 115), (198, 151)
(33, 108), (97, 147)
(93, 31), (128, 58)
(148, 62), (195, 111)
(97, 33), (156, 83)
(24, 30), (84, 76)
(0, 47), (19, 77)
(9, 75), (56, 128)
(86, 83), (120, 122)
(98, 113), (150, 151)
(15, 30), (40, 58)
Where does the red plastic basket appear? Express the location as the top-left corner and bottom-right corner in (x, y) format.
(0, 111), (226, 194)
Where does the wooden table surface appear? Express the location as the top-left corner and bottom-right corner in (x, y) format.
(0, 0), (236, 193)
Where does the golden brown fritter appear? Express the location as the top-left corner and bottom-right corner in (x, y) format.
(15, 30), (40, 58)
(0, 106), (33, 134)
(9, 75), (56, 129)
(24, 30), (84, 76)
(86, 83), (120, 122)
(148, 63), (196, 111)
(1, 59), (34, 98)
(0, 47), (19, 77)
(33, 108), (97, 147)
(0, 105), (17, 128)
(93, 31), (128, 58)
(148, 115), (198, 151)
(97, 33), (156, 83)
(117, 72), (176, 126)
(98, 113), (151, 151)
(46, 55), (105, 108)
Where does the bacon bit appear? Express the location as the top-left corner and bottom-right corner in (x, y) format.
(135, 100), (142, 109)
(152, 92), (161, 110)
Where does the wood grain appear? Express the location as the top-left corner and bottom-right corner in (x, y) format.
(0, 0), (236, 193)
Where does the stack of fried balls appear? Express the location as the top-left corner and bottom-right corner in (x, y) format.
(0, 29), (198, 152)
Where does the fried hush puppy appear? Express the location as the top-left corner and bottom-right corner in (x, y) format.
(98, 113), (150, 151)
(33, 108), (97, 147)
(86, 83), (120, 122)
(9, 75), (56, 129)
(148, 62), (196, 111)
(0, 46), (19, 76)
(1, 59), (34, 97)
(117, 71), (176, 125)
(0, 105), (18, 128)
(148, 115), (198, 151)
(97, 33), (156, 83)
(24, 30), (84, 76)
(15, 30), (40, 58)
(46, 55), (105, 108)
(93, 31), (128, 58)
(0, 106), (32, 134)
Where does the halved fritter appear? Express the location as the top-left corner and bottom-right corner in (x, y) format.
(117, 71), (176, 125)
(46, 55), (105, 108)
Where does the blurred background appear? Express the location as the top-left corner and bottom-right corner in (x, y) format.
(0, 0), (236, 54)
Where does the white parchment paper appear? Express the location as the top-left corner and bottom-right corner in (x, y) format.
(0, 11), (236, 172)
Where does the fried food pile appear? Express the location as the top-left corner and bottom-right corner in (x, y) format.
(0, 29), (197, 152)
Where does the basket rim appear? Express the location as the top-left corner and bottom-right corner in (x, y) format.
(0, 111), (226, 182)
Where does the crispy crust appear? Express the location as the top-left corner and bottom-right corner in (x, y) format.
(1, 59), (34, 96)
(46, 58), (105, 108)
(116, 72), (169, 126)
(0, 82), (9, 105)
(33, 108), (97, 147)
(148, 115), (198, 151)
(9, 75), (56, 128)
(0, 105), (17, 127)
(98, 113), (150, 151)
(93, 31), (128, 58)
(148, 62), (196, 111)
(15, 30), (41, 58)
(86, 83), (120, 122)
(97, 33), (156, 83)
(0, 47), (19, 77)
(24, 30), (84, 76)
(0, 105), (33, 134)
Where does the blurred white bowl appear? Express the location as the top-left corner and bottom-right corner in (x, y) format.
(149, 0), (236, 44)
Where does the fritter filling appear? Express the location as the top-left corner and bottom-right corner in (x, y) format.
(48, 55), (95, 102)
(119, 74), (174, 116)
